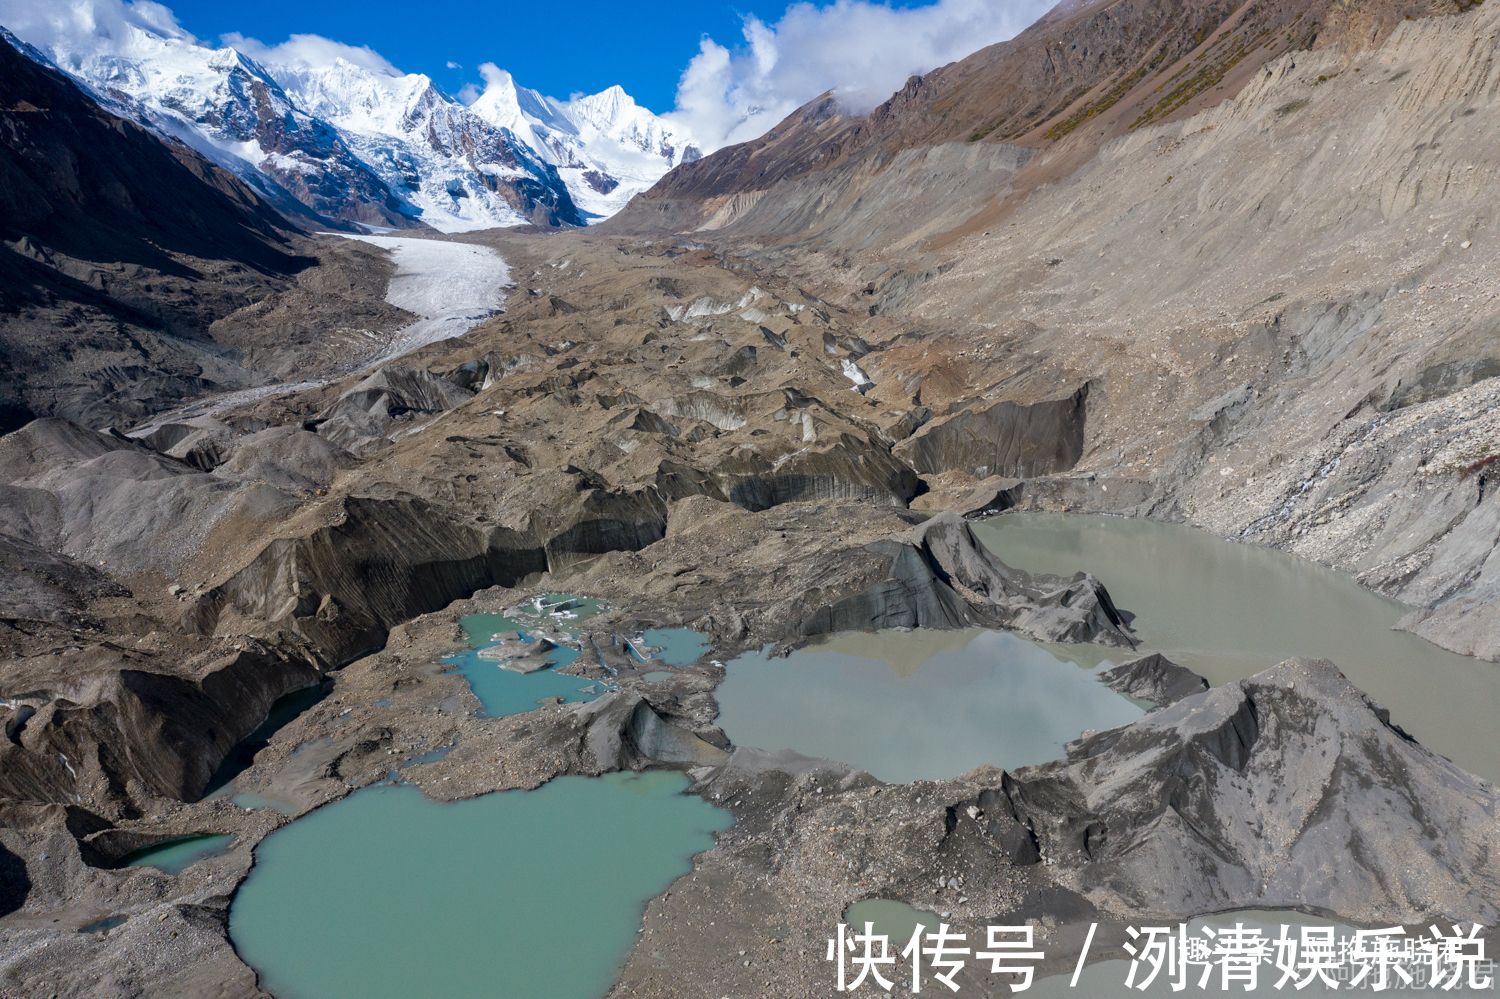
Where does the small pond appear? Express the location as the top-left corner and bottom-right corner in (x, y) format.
(120, 834), (235, 875)
(229, 771), (731, 999)
(452, 594), (607, 717)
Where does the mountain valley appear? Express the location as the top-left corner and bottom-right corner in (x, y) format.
(1, 0), (1499, 996)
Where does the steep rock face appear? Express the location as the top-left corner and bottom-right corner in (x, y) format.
(12, 14), (695, 230)
(895, 384), (1089, 479)
(708, 434), (923, 511)
(276, 61), (585, 228)
(0, 644), (320, 807)
(187, 494), (549, 666)
(60, 40), (411, 229)
(470, 74), (698, 220)
(1003, 658), (1500, 923)
(802, 511), (1136, 646)
(0, 34), (435, 431)
(0, 33), (298, 274)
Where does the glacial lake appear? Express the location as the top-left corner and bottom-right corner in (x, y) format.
(716, 629), (1144, 783)
(973, 513), (1500, 783)
(716, 511), (1500, 785)
(451, 595), (606, 717)
(229, 771), (732, 999)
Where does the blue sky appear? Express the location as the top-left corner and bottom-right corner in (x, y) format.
(5, 0), (1052, 151)
(158, 0), (851, 114)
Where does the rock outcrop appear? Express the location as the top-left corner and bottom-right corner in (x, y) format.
(0, 644), (320, 809)
(1002, 658), (1499, 923)
(802, 511), (1135, 646)
(894, 385), (1089, 480)
(1098, 652), (1209, 706)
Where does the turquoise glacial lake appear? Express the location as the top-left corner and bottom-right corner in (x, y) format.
(120, 834), (235, 875)
(229, 771), (731, 999)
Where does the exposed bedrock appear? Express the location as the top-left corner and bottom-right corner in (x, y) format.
(0, 644), (320, 812)
(801, 511), (1135, 646)
(999, 658), (1500, 923)
(894, 384), (1090, 479)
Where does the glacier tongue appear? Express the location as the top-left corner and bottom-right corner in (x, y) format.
(5, 7), (694, 231)
(338, 235), (511, 361)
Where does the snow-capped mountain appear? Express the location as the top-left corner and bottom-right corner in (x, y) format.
(467, 71), (699, 219)
(4, 7), (695, 231)
(271, 60), (583, 229)
(561, 86), (701, 216)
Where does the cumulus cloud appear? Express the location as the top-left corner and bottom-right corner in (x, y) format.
(446, 60), (461, 69)
(456, 63), (515, 106)
(0, 0), (402, 78)
(0, 0), (196, 55)
(222, 31), (401, 76)
(666, 0), (1054, 153)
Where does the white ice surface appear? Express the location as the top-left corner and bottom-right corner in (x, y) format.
(124, 236), (508, 436)
(338, 235), (510, 361)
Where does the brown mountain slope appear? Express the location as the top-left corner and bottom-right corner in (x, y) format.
(0, 34), (420, 432)
(0, 33), (302, 278)
(608, 0), (1470, 236)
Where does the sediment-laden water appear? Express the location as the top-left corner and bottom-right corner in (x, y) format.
(973, 513), (1500, 782)
(229, 771), (731, 999)
(716, 629), (1144, 783)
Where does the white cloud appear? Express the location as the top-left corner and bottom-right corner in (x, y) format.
(222, 30), (401, 76)
(666, 0), (1054, 153)
(1, 0), (1053, 164)
(0, 0), (196, 52)
(446, 60), (461, 69)
(0, 0), (403, 79)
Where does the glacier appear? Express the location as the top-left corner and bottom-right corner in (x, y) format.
(6, 9), (698, 232)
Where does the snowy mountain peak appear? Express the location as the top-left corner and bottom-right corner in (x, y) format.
(564, 85), (701, 172)
(568, 84), (635, 131)
(469, 68), (576, 138)
(3, 3), (696, 230)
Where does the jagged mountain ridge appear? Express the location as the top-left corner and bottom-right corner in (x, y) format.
(11, 12), (698, 231)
